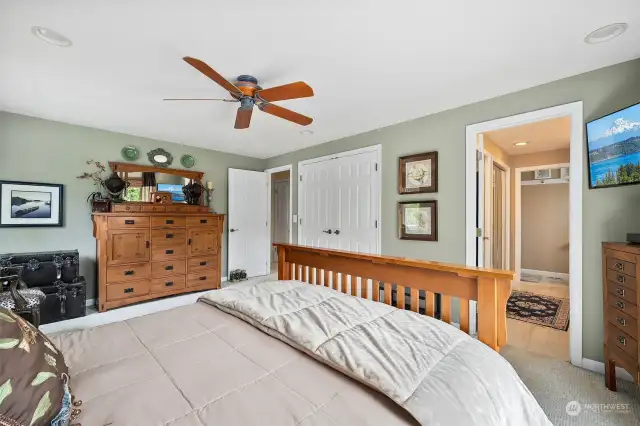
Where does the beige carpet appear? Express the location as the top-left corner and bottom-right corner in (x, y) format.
(501, 346), (640, 425)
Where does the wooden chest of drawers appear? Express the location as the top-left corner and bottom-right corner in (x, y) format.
(93, 212), (224, 312)
(602, 242), (640, 390)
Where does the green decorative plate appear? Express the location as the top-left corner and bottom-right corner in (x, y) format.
(181, 154), (196, 168)
(121, 146), (139, 161)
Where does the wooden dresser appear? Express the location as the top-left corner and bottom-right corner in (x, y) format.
(92, 209), (224, 312)
(602, 242), (640, 390)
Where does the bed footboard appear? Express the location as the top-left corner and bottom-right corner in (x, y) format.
(274, 244), (514, 351)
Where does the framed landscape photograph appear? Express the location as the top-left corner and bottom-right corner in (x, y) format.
(398, 200), (437, 241)
(0, 181), (63, 227)
(398, 151), (438, 194)
(587, 101), (640, 189)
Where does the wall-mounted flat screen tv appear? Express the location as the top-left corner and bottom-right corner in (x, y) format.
(587, 102), (640, 189)
(157, 183), (185, 202)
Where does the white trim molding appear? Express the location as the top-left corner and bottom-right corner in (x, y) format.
(297, 144), (382, 254)
(465, 101), (584, 368)
(265, 164), (294, 245)
(520, 269), (569, 283)
(582, 358), (635, 382)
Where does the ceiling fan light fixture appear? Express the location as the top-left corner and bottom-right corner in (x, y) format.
(31, 26), (72, 47)
(513, 141), (528, 146)
(300, 130), (314, 135)
(584, 23), (627, 44)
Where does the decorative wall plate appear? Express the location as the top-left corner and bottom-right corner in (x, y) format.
(121, 146), (139, 161)
(180, 154), (196, 168)
(147, 148), (173, 167)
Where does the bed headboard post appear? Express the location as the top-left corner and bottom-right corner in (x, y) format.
(477, 277), (511, 350)
(277, 246), (291, 280)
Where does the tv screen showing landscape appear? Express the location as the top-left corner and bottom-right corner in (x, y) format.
(587, 102), (640, 189)
(157, 183), (185, 202)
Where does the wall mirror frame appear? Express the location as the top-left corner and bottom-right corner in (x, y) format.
(147, 148), (173, 167)
(109, 161), (204, 205)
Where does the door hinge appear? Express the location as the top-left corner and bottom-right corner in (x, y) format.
(476, 151), (483, 162)
(299, 175), (303, 182)
(476, 228), (483, 238)
(375, 163), (378, 171)
(299, 218), (303, 225)
(375, 220), (378, 228)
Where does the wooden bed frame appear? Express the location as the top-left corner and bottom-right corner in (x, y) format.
(274, 243), (514, 351)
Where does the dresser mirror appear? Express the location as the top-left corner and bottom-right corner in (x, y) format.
(109, 162), (204, 205)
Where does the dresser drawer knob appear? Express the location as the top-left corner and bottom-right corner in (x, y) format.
(199, 261), (207, 266)
(165, 265), (174, 271)
(124, 287), (134, 294)
(616, 275), (626, 284)
(124, 270), (135, 276)
(166, 220), (174, 225)
(616, 317), (626, 326)
(617, 335), (626, 346)
(166, 233), (174, 239)
(125, 220), (135, 225)
(616, 288), (625, 297)
(199, 276), (207, 281)
(165, 281), (174, 287)
(200, 219), (208, 224)
(616, 301), (626, 310)
(166, 249), (174, 255)
(614, 262), (624, 271)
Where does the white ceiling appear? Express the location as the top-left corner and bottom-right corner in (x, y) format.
(483, 116), (571, 155)
(1, 1), (639, 159)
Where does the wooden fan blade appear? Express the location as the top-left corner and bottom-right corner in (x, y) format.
(235, 107), (253, 129)
(183, 57), (242, 95)
(256, 82), (314, 102)
(163, 98), (238, 102)
(259, 102), (313, 126)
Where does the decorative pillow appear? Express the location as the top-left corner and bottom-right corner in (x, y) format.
(0, 308), (80, 426)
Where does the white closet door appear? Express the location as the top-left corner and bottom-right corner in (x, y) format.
(333, 152), (378, 254)
(299, 159), (334, 249)
(228, 168), (270, 277)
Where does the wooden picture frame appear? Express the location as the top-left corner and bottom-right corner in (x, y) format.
(0, 180), (63, 228)
(398, 151), (438, 194)
(398, 200), (437, 241)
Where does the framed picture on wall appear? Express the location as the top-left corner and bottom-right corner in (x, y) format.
(398, 200), (437, 241)
(0, 181), (63, 228)
(398, 151), (438, 194)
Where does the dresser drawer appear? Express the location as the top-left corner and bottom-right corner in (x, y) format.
(113, 204), (142, 213)
(607, 280), (638, 305)
(151, 244), (186, 261)
(607, 343), (639, 381)
(608, 326), (638, 360)
(186, 216), (217, 227)
(606, 269), (637, 291)
(607, 307), (638, 338)
(607, 256), (636, 277)
(151, 275), (186, 294)
(166, 205), (197, 213)
(187, 272), (218, 288)
(188, 256), (217, 273)
(151, 216), (186, 228)
(608, 294), (638, 320)
(106, 280), (150, 301)
(106, 263), (151, 284)
(151, 229), (187, 246)
(142, 205), (166, 213)
(108, 216), (150, 228)
(151, 260), (187, 277)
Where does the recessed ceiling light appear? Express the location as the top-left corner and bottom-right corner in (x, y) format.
(584, 23), (627, 44)
(513, 141), (528, 146)
(31, 26), (72, 47)
(300, 129), (314, 135)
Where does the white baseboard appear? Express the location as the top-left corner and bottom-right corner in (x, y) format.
(521, 269), (569, 282)
(581, 358), (635, 382)
(86, 298), (95, 307)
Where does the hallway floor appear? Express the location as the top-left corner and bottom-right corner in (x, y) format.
(507, 280), (570, 361)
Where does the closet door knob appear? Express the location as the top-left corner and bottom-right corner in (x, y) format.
(322, 229), (332, 234)
(230, 229), (238, 232)
(334, 230), (340, 235)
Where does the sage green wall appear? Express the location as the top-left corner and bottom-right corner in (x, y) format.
(266, 58), (640, 362)
(0, 112), (266, 300)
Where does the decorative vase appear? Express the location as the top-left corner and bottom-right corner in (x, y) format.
(182, 181), (204, 205)
(103, 172), (127, 202)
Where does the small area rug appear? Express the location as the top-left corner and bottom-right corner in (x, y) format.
(507, 290), (570, 331)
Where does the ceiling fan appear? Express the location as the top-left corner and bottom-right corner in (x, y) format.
(164, 57), (314, 130)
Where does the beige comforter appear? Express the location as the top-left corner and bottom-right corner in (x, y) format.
(200, 280), (552, 426)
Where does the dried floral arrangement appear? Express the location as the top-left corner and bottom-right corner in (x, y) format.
(77, 160), (107, 201)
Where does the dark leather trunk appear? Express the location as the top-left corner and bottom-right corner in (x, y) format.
(0, 250), (87, 324)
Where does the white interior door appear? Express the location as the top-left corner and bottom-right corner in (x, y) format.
(274, 180), (290, 244)
(482, 151), (494, 268)
(299, 148), (379, 255)
(228, 168), (270, 278)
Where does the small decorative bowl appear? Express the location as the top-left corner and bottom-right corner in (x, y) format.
(121, 146), (139, 161)
(181, 154), (196, 168)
